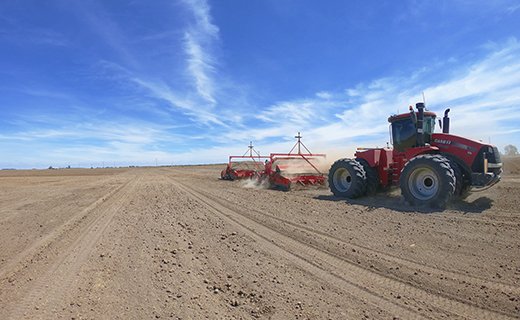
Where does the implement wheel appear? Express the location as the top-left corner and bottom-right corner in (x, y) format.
(400, 154), (456, 208)
(221, 170), (229, 180)
(328, 158), (367, 198)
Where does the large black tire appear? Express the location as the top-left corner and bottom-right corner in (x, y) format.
(400, 154), (456, 208)
(448, 159), (463, 197)
(357, 159), (379, 196)
(328, 158), (367, 198)
(446, 159), (472, 200)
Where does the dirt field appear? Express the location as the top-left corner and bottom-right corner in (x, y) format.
(1, 157), (519, 319)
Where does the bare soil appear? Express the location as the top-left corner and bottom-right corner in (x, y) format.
(1, 157), (519, 319)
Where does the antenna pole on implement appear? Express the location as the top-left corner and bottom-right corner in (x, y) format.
(295, 132), (302, 154)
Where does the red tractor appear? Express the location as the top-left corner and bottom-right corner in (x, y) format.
(328, 102), (502, 208)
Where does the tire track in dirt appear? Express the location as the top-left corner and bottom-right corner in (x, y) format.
(197, 184), (519, 282)
(0, 178), (131, 280)
(196, 187), (520, 303)
(422, 211), (519, 226)
(169, 176), (516, 319)
(5, 174), (140, 319)
(197, 183), (520, 318)
(338, 194), (520, 224)
(168, 177), (421, 319)
(0, 176), (124, 224)
(0, 187), (69, 224)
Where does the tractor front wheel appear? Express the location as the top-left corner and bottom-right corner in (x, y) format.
(400, 154), (456, 208)
(328, 159), (367, 198)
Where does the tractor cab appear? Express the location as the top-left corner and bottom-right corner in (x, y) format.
(388, 103), (437, 153)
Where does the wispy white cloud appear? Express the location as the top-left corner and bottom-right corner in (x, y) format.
(183, 32), (217, 104)
(426, 39), (520, 105)
(0, 118), (181, 167)
(130, 76), (225, 126)
(258, 100), (331, 125)
(316, 91), (332, 99)
(506, 4), (520, 14)
(12, 121), (168, 145)
(180, 0), (220, 106)
(181, 0), (219, 37)
(96, 0), (225, 126)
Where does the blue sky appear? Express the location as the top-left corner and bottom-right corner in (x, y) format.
(1, 0), (520, 169)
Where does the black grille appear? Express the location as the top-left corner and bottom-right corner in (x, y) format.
(492, 146), (501, 163)
(471, 146), (501, 173)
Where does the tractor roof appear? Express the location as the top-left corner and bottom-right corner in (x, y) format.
(388, 111), (437, 123)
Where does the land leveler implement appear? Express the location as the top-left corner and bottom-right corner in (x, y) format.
(328, 102), (502, 208)
(220, 142), (269, 180)
(253, 133), (327, 190)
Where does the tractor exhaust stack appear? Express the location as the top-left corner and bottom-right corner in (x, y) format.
(415, 102), (425, 147)
(443, 109), (450, 134)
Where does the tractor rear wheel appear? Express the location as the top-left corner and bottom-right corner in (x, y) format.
(357, 159), (379, 196)
(328, 158), (367, 198)
(400, 154), (456, 208)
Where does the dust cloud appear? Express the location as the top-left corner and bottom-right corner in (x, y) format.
(240, 176), (269, 189)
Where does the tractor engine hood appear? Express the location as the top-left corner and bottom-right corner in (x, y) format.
(431, 133), (502, 187)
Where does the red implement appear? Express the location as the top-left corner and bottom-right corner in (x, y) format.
(252, 133), (326, 190)
(221, 142), (269, 180)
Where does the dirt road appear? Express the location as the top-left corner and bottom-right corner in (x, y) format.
(1, 157), (519, 319)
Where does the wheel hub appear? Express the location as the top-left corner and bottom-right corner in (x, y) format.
(408, 167), (439, 200)
(333, 168), (352, 192)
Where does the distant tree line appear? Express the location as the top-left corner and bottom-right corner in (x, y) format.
(504, 144), (518, 155)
